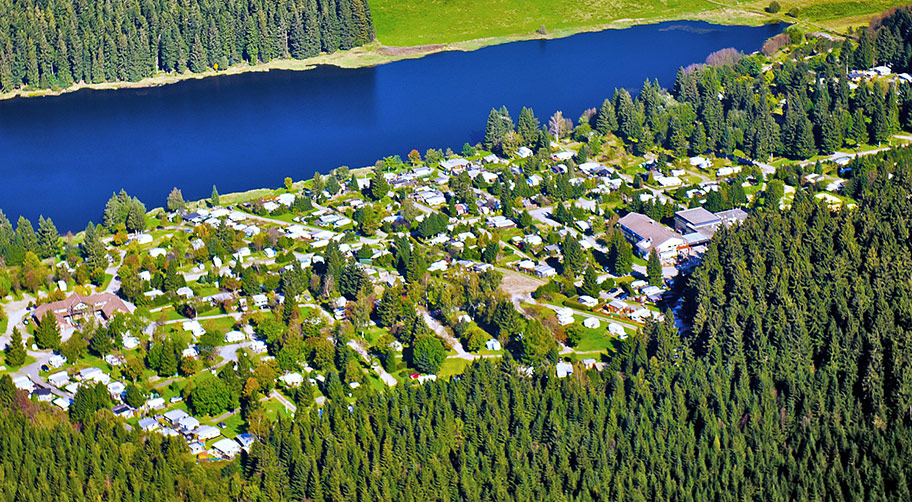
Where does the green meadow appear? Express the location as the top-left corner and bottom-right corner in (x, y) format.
(370, 0), (911, 47)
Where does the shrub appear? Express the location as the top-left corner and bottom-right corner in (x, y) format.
(765, 1), (780, 13)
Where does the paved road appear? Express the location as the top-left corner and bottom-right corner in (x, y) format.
(346, 340), (397, 387)
(269, 389), (297, 414)
(419, 308), (476, 361)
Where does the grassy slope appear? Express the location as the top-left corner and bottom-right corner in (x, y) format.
(372, 0), (719, 46)
(370, 0), (910, 46)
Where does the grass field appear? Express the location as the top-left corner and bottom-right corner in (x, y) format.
(370, 0), (910, 47)
(371, 0), (723, 46)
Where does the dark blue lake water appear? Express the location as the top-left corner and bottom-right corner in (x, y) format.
(0, 21), (780, 232)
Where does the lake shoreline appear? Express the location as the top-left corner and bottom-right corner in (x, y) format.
(0, 10), (786, 102)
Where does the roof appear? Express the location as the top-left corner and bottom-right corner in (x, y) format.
(715, 209), (748, 225)
(618, 213), (682, 251)
(163, 409), (189, 423)
(675, 207), (721, 227)
(33, 292), (131, 326)
(212, 438), (242, 456)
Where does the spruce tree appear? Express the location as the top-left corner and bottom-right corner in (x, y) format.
(5, 327), (26, 367)
(596, 98), (618, 135)
(36, 216), (58, 259)
(14, 217), (38, 256)
(368, 169), (389, 200)
(647, 249), (663, 286)
(82, 222), (108, 273)
(35, 311), (61, 350)
(561, 235), (585, 277)
(517, 107), (540, 144)
(871, 93), (891, 144)
(581, 266), (601, 298)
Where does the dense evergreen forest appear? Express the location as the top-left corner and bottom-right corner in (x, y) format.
(3, 147), (912, 500)
(0, 0), (374, 92)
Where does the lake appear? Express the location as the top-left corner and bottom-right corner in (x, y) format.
(0, 21), (780, 232)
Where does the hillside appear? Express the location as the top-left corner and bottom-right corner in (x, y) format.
(370, 0), (909, 46)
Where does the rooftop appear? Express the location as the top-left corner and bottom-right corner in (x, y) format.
(674, 207), (721, 227)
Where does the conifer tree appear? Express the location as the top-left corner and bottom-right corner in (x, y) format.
(167, 187), (186, 212)
(596, 98), (618, 135)
(647, 249), (663, 286)
(36, 216), (58, 259)
(35, 311), (61, 350)
(5, 327), (26, 367)
(581, 265), (601, 298)
(517, 107), (540, 144)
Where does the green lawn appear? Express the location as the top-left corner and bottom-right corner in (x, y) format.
(1, 354), (35, 372)
(200, 316), (237, 334)
(438, 357), (470, 377)
(204, 411), (245, 439)
(573, 325), (622, 353)
(262, 397), (293, 419)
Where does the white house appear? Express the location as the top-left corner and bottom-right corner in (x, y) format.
(428, 260), (449, 272)
(485, 338), (502, 351)
(178, 416), (201, 431)
(583, 317), (600, 329)
(556, 308), (575, 326)
(279, 373), (305, 387)
(609, 323), (626, 337)
(533, 264), (556, 278)
(48, 371), (69, 388)
(48, 354), (66, 368)
(182, 320), (205, 337)
(194, 425), (222, 441)
(138, 417), (159, 431)
(252, 294), (268, 308)
(212, 438), (242, 458)
(164, 409), (189, 425)
(276, 193), (296, 206)
(145, 397), (166, 409)
(107, 381), (126, 397)
(225, 330), (246, 343)
(555, 361), (574, 378)
(12, 375), (34, 392)
(578, 296), (598, 308)
(523, 234), (543, 247)
(79, 367), (108, 383)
